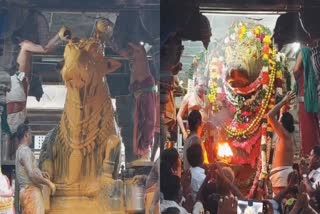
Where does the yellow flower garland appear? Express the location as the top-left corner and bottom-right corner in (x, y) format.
(225, 47), (277, 138)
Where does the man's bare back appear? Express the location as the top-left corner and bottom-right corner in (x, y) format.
(267, 91), (296, 168)
(272, 134), (295, 168)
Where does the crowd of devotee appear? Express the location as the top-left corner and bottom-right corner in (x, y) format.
(159, 112), (320, 214)
(157, 35), (320, 213)
(155, 4), (320, 212)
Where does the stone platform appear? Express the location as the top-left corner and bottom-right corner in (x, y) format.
(47, 177), (125, 213)
(48, 196), (107, 214)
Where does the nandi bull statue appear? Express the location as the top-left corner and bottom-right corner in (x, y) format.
(39, 23), (122, 206)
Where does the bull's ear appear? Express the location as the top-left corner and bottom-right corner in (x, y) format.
(101, 57), (122, 74)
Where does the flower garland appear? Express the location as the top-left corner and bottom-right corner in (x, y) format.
(208, 57), (224, 111)
(224, 85), (266, 123)
(188, 51), (207, 79)
(224, 23), (275, 139)
(224, 49), (276, 138)
(259, 53), (287, 180)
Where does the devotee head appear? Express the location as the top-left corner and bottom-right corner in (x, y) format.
(162, 207), (180, 214)
(309, 145), (320, 171)
(162, 175), (182, 202)
(221, 166), (235, 183)
(212, 166), (235, 196)
(280, 112), (294, 133)
(187, 143), (203, 168)
(16, 123), (32, 145)
(188, 110), (202, 134)
(161, 147), (181, 177)
(201, 182), (219, 213)
(194, 76), (208, 96)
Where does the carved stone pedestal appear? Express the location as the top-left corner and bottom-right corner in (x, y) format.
(48, 177), (124, 214)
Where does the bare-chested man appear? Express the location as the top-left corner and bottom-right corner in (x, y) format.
(6, 27), (68, 134)
(177, 77), (210, 141)
(267, 91), (296, 195)
(118, 42), (156, 161)
(177, 77), (217, 163)
(15, 123), (56, 214)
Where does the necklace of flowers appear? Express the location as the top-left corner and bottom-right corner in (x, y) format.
(224, 47), (276, 138)
(224, 84), (264, 108)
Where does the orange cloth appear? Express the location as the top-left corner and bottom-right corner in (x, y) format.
(19, 185), (44, 214)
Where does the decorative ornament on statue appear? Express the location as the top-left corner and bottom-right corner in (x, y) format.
(94, 19), (114, 47)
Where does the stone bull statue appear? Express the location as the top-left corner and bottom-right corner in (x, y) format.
(39, 27), (122, 197)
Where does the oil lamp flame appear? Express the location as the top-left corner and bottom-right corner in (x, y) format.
(217, 142), (233, 158)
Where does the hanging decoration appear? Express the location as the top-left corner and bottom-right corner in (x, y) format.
(208, 57), (224, 112)
(188, 50), (207, 79)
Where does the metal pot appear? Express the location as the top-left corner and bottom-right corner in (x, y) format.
(125, 179), (145, 212)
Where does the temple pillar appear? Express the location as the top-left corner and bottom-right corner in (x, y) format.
(0, 70), (11, 166)
(160, 35), (183, 147)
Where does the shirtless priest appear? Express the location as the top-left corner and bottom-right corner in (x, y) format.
(15, 123), (56, 214)
(267, 91), (296, 195)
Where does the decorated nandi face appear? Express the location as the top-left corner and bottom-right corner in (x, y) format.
(61, 39), (105, 89)
(224, 22), (272, 88)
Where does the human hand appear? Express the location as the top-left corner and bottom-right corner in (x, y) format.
(49, 182), (56, 196)
(58, 26), (71, 41)
(283, 91), (296, 105)
(42, 171), (50, 179)
(183, 132), (188, 141)
(19, 40), (32, 49)
(298, 181), (307, 195)
(294, 191), (309, 212)
(299, 158), (309, 175)
(288, 171), (299, 187)
(217, 195), (237, 214)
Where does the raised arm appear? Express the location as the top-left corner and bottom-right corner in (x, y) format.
(19, 26), (71, 54)
(267, 91), (295, 139)
(20, 32), (64, 54)
(215, 170), (245, 200)
(177, 94), (189, 140)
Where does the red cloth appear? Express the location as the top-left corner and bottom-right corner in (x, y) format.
(297, 72), (320, 155)
(130, 76), (156, 155)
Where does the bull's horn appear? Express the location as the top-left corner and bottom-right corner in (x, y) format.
(58, 26), (72, 41)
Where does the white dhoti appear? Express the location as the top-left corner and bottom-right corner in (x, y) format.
(6, 73), (27, 133)
(269, 166), (293, 188)
(6, 108), (27, 133)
